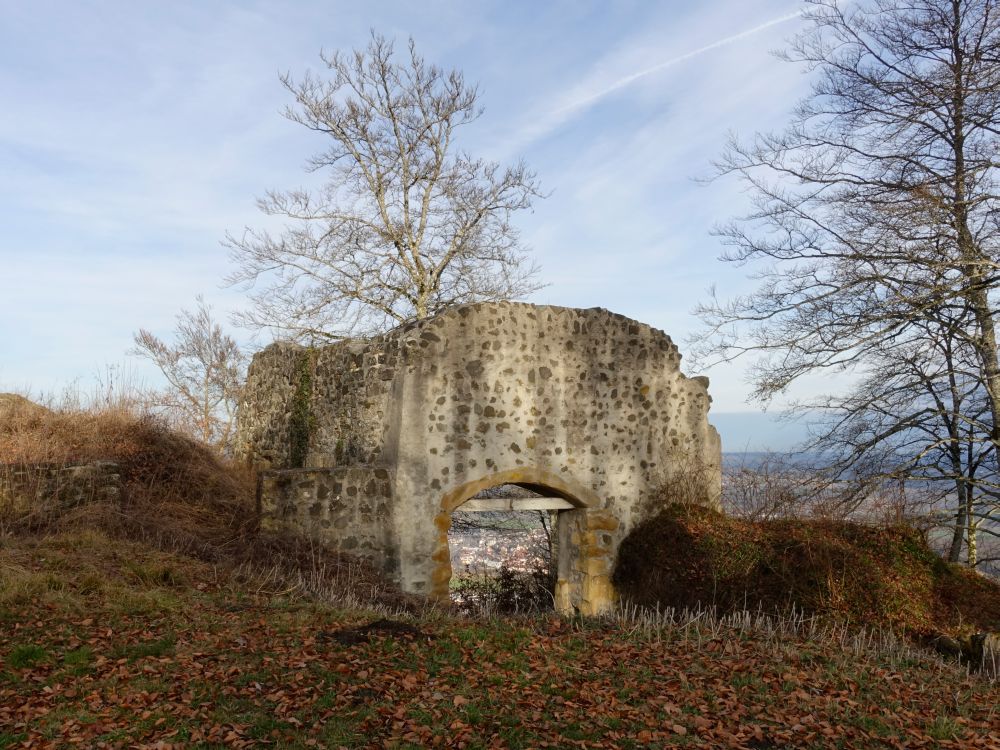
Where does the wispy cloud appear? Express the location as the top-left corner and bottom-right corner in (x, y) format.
(559, 10), (801, 114)
(506, 7), (803, 153)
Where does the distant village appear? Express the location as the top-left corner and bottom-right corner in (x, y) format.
(449, 520), (549, 575)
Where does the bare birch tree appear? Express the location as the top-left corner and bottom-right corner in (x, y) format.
(695, 0), (1000, 517)
(132, 298), (246, 452)
(226, 33), (543, 341)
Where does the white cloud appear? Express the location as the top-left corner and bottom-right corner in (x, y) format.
(0, 0), (823, 427)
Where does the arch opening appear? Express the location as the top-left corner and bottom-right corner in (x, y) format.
(439, 467), (599, 514)
(448, 483), (560, 614)
(433, 468), (604, 614)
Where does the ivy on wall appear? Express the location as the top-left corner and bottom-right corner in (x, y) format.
(288, 349), (315, 468)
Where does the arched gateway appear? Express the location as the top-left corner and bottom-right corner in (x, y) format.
(237, 302), (721, 615)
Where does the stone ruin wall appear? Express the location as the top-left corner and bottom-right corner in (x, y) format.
(237, 302), (721, 613)
(257, 467), (398, 575)
(0, 461), (123, 517)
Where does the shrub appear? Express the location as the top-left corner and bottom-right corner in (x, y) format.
(613, 503), (1000, 636)
(452, 563), (555, 616)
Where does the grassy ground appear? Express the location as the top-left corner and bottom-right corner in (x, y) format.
(2, 531), (998, 749)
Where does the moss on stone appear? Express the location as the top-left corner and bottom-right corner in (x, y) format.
(288, 349), (316, 469)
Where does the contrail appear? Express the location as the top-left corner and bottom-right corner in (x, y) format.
(555, 8), (804, 116)
(500, 7), (805, 155)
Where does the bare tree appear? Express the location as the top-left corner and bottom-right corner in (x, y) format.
(132, 298), (246, 452)
(226, 33), (544, 341)
(695, 0), (1000, 515)
(802, 302), (998, 562)
(721, 452), (818, 520)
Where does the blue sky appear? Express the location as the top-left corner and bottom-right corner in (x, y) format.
(0, 0), (826, 450)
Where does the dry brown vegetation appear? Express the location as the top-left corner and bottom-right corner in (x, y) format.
(0, 395), (413, 612)
(3, 397), (1000, 747)
(0, 396), (254, 554)
(614, 502), (1000, 640)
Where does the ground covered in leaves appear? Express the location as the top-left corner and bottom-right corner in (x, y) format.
(2, 532), (999, 749)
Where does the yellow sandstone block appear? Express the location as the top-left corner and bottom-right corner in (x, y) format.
(582, 575), (616, 615)
(586, 512), (620, 532)
(554, 579), (573, 614)
(431, 564), (453, 586)
(583, 556), (612, 577)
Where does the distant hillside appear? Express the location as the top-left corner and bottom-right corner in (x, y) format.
(721, 450), (823, 471)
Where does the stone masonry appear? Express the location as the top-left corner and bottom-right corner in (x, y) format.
(236, 302), (721, 615)
(0, 462), (122, 517)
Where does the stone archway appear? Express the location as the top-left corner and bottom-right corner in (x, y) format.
(238, 302), (721, 616)
(429, 468), (616, 614)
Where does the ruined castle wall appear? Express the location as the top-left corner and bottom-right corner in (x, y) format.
(237, 302), (722, 610)
(0, 461), (122, 517)
(382, 303), (721, 598)
(258, 466), (398, 575)
(237, 334), (411, 470)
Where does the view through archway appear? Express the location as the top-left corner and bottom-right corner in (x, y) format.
(448, 484), (573, 614)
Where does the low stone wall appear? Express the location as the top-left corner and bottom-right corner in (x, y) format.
(258, 466), (399, 576)
(0, 461), (123, 517)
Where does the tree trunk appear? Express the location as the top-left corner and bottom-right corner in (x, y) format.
(968, 290), (1000, 463)
(951, 13), (1000, 481)
(949, 485), (968, 563)
(967, 496), (978, 567)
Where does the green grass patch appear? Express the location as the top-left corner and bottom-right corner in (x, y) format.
(123, 561), (187, 588)
(0, 733), (28, 749)
(113, 634), (176, 661)
(927, 715), (961, 741)
(6, 643), (47, 669)
(62, 645), (94, 675)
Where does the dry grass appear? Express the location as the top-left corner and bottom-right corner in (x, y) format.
(610, 599), (956, 677)
(0, 527), (421, 620)
(231, 531), (425, 614)
(0, 399), (255, 557)
(0, 394), (413, 613)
